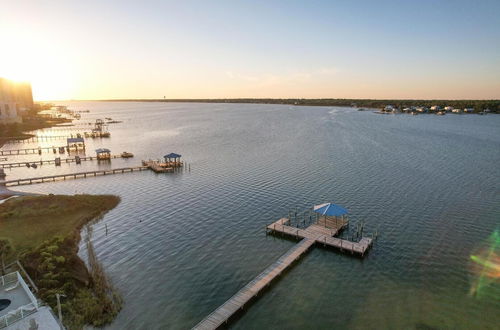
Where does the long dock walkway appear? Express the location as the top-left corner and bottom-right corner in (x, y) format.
(0, 155), (129, 168)
(2, 135), (73, 144)
(193, 217), (374, 329)
(193, 238), (315, 330)
(0, 166), (148, 186)
(0, 146), (75, 156)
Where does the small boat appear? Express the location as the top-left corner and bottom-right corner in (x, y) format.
(121, 151), (134, 158)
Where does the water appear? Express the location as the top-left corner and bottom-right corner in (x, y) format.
(3, 102), (499, 329)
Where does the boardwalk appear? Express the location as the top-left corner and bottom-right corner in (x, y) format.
(193, 217), (374, 329)
(2, 135), (73, 144)
(193, 238), (315, 330)
(0, 166), (149, 186)
(0, 146), (76, 156)
(0, 154), (130, 168)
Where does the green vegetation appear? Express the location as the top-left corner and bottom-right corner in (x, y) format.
(101, 98), (500, 112)
(0, 194), (121, 329)
(0, 104), (71, 147)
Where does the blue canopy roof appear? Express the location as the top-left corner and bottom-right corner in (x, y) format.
(95, 148), (111, 154)
(164, 153), (181, 158)
(313, 203), (348, 216)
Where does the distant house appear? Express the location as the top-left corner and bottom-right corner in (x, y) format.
(444, 106), (454, 112)
(384, 105), (395, 112)
(464, 108), (474, 113)
(430, 105), (441, 112)
(416, 107), (427, 113)
(452, 108), (463, 113)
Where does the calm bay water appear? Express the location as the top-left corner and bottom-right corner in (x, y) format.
(3, 102), (500, 329)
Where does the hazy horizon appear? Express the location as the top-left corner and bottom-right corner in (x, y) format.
(1, 0), (500, 101)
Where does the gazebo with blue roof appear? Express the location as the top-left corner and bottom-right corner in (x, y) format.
(164, 153), (182, 167)
(313, 202), (349, 229)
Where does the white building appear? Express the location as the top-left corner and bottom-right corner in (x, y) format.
(0, 78), (34, 125)
(444, 106), (454, 112)
(430, 105), (441, 111)
(0, 271), (62, 329)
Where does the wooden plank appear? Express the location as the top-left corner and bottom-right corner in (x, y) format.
(193, 238), (314, 330)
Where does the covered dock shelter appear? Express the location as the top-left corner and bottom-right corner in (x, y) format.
(95, 148), (111, 160)
(313, 202), (349, 229)
(66, 137), (85, 150)
(164, 153), (182, 167)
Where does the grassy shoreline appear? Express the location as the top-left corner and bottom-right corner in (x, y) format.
(0, 194), (122, 329)
(0, 110), (72, 148)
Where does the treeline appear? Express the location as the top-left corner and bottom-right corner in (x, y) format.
(101, 98), (500, 112)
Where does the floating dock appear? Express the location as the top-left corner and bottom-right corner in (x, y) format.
(193, 217), (373, 329)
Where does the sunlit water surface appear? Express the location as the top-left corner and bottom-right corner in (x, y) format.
(3, 102), (499, 329)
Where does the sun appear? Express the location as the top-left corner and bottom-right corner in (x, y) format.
(0, 25), (77, 100)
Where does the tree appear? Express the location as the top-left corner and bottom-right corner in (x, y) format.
(0, 238), (13, 275)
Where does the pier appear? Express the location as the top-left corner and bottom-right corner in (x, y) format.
(0, 166), (149, 186)
(193, 237), (315, 330)
(1, 135), (73, 144)
(0, 146), (78, 156)
(0, 154), (131, 168)
(194, 203), (373, 330)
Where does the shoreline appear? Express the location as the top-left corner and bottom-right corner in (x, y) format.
(1, 194), (122, 328)
(41, 98), (499, 113)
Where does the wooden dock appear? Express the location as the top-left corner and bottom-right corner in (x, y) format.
(193, 217), (373, 329)
(0, 154), (130, 168)
(0, 146), (81, 156)
(1, 135), (73, 144)
(142, 160), (174, 173)
(0, 166), (149, 186)
(193, 238), (315, 330)
(266, 218), (373, 255)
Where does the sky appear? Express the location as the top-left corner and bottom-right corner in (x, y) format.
(1, 0), (499, 101)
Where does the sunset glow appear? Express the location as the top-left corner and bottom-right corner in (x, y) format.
(1, 1), (499, 101)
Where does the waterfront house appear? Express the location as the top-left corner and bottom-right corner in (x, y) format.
(464, 108), (474, 113)
(430, 105), (441, 112)
(0, 271), (62, 329)
(452, 108), (463, 113)
(384, 105), (395, 112)
(416, 107), (427, 113)
(444, 106), (454, 112)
